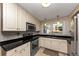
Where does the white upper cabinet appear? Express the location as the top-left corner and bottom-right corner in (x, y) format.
(2, 3), (27, 31)
(1, 3), (40, 31)
(3, 3), (18, 31)
(17, 6), (26, 31)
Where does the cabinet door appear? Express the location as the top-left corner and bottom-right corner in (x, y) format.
(39, 37), (52, 49)
(6, 42), (30, 56)
(39, 37), (67, 53)
(45, 38), (52, 49)
(3, 3), (18, 31)
(17, 6), (26, 31)
(17, 42), (30, 56)
(39, 37), (45, 47)
(50, 39), (67, 53)
(23, 42), (30, 56)
(6, 48), (17, 56)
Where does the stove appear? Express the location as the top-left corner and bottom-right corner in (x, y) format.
(30, 36), (39, 56)
(23, 32), (39, 56)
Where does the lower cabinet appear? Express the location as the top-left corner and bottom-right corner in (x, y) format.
(39, 37), (68, 54)
(6, 42), (30, 56)
(0, 46), (6, 56)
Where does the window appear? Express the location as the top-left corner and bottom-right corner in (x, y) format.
(43, 23), (51, 34)
(53, 22), (63, 33)
(43, 22), (63, 34)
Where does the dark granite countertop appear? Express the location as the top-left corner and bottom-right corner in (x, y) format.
(37, 34), (72, 38)
(0, 36), (32, 51)
(0, 34), (73, 51)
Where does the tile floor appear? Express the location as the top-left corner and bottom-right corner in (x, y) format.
(35, 47), (58, 56)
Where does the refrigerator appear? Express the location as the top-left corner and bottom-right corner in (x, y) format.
(72, 13), (79, 56)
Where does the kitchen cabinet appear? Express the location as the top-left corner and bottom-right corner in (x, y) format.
(6, 42), (30, 56)
(39, 37), (45, 47)
(0, 46), (6, 56)
(39, 37), (53, 49)
(1, 3), (27, 31)
(51, 38), (67, 53)
(17, 6), (26, 31)
(1, 3), (40, 31)
(39, 37), (68, 53)
(2, 3), (18, 31)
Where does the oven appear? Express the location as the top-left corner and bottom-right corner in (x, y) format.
(30, 36), (39, 56)
(25, 22), (39, 55)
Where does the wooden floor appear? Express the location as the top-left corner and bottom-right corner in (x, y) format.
(35, 47), (58, 56)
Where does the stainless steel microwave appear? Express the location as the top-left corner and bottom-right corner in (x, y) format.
(26, 22), (36, 32)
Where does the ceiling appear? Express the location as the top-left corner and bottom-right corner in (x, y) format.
(18, 3), (79, 20)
